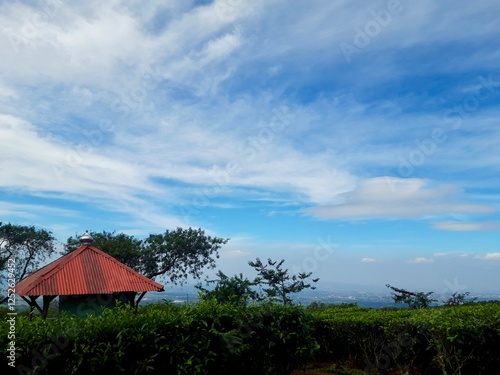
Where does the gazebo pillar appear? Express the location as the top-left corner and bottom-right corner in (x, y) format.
(41, 295), (57, 318)
(123, 291), (147, 312)
(20, 295), (57, 319)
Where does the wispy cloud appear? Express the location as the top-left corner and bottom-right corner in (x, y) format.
(408, 257), (434, 264)
(433, 252), (469, 258)
(361, 257), (380, 263)
(433, 221), (500, 231)
(475, 253), (500, 261)
(307, 177), (495, 220)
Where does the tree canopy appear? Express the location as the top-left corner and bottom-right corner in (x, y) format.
(0, 222), (56, 281)
(0, 222), (56, 303)
(196, 271), (259, 305)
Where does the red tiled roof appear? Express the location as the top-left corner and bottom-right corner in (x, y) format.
(15, 245), (164, 296)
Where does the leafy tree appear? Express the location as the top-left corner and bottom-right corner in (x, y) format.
(443, 292), (477, 306)
(386, 284), (437, 309)
(0, 222), (56, 280)
(249, 258), (319, 305)
(141, 227), (228, 283)
(65, 227), (228, 284)
(196, 270), (259, 305)
(0, 222), (56, 303)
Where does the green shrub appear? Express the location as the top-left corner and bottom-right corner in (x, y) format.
(1, 299), (318, 375)
(2, 300), (499, 375)
(309, 303), (500, 374)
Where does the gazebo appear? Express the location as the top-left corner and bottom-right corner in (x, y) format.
(15, 232), (164, 318)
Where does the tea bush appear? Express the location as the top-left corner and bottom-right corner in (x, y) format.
(1, 300), (317, 375)
(309, 302), (500, 374)
(2, 300), (499, 374)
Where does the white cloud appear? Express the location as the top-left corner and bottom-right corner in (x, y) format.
(0, 201), (75, 219)
(475, 253), (500, 261)
(408, 257), (434, 264)
(432, 252), (469, 258)
(433, 221), (500, 231)
(307, 177), (495, 219)
(361, 257), (380, 263)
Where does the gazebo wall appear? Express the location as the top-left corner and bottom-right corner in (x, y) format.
(59, 293), (131, 316)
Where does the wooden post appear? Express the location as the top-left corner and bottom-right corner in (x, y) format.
(41, 296), (56, 318)
(19, 296), (42, 320)
(136, 292), (147, 311)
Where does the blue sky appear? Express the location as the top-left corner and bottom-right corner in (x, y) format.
(1, 0), (499, 294)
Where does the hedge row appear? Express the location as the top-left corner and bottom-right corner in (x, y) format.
(309, 302), (500, 374)
(2, 301), (500, 375)
(1, 300), (317, 375)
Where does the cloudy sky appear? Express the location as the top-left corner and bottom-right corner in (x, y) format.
(1, 0), (499, 293)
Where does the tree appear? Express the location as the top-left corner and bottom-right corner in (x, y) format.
(141, 227), (228, 283)
(386, 284), (437, 309)
(65, 227), (228, 284)
(249, 258), (319, 305)
(196, 270), (259, 305)
(0, 222), (56, 280)
(0, 223), (56, 303)
(443, 292), (477, 306)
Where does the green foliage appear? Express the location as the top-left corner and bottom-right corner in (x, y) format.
(2, 301), (500, 374)
(0, 300), (318, 375)
(386, 284), (437, 309)
(0, 222), (56, 280)
(310, 303), (500, 374)
(142, 227), (229, 282)
(249, 258), (319, 305)
(65, 227), (228, 283)
(196, 271), (259, 306)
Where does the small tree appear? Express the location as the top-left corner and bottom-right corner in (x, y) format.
(249, 258), (319, 305)
(443, 292), (477, 306)
(386, 284), (437, 309)
(196, 270), (258, 305)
